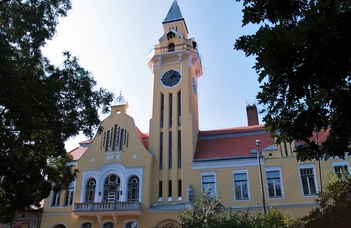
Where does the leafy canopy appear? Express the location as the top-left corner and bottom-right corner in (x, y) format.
(0, 0), (113, 222)
(235, 0), (351, 161)
(303, 170), (351, 227)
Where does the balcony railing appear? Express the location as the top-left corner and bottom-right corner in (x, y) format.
(154, 43), (196, 54)
(73, 201), (141, 212)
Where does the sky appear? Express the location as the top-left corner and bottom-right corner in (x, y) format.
(42, 0), (262, 151)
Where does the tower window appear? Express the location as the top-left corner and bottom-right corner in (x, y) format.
(168, 180), (172, 199)
(160, 132), (163, 170)
(161, 93), (164, 128)
(169, 131), (172, 169)
(178, 91), (181, 126)
(169, 94), (173, 128)
(178, 130), (181, 168)
(178, 179), (182, 198)
(168, 43), (175, 52)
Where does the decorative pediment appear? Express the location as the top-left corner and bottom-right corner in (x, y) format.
(159, 29), (183, 42)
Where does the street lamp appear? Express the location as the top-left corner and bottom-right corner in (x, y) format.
(256, 139), (267, 214)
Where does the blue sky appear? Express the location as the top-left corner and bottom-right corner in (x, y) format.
(42, 0), (261, 151)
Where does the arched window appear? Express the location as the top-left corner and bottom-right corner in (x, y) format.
(125, 221), (138, 228)
(168, 43), (175, 52)
(81, 222), (92, 228)
(127, 176), (140, 201)
(103, 222), (114, 228)
(53, 225), (67, 228)
(104, 174), (121, 202)
(85, 179), (96, 203)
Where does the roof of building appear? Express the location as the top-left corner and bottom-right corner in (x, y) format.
(163, 0), (183, 22)
(69, 139), (92, 161)
(194, 125), (274, 161)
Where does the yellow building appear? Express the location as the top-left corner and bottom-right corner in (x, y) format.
(40, 1), (351, 227)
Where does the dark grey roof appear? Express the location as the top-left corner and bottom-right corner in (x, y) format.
(164, 0), (183, 22)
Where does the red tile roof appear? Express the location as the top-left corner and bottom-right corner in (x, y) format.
(69, 139), (92, 161)
(195, 125), (274, 161)
(136, 127), (149, 148)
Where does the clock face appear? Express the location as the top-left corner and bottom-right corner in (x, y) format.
(161, 70), (181, 87)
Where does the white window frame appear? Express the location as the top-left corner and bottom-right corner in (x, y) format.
(64, 181), (75, 206)
(298, 164), (318, 196)
(200, 171), (217, 199)
(264, 166), (284, 199)
(232, 169), (250, 201)
(124, 220), (138, 228)
(332, 161), (350, 178)
(50, 190), (61, 207)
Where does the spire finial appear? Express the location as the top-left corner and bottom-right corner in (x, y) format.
(115, 89), (127, 105)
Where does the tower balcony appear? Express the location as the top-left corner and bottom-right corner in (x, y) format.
(73, 201), (141, 222)
(147, 43), (203, 78)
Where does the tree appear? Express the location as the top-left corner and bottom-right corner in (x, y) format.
(178, 192), (226, 228)
(177, 193), (302, 228)
(234, 0), (351, 161)
(0, 0), (113, 223)
(303, 171), (351, 227)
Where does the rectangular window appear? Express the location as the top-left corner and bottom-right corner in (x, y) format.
(266, 170), (283, 198)
(64, 189), (74, 206)
(333, 162), (350, 179)
(160, 132), (163, 170)
(169, 131), (172, 169)
(169, 94), (173, 128)
(119, 129), (126, 150)
(161, 93), (164, 128)
(299, 166), (317, 195)
(105, 130), (111, 151)
(113, 124), (120, 150)
(178, 91), (181, 126)
(201, 172), (216, 199)
(233, 171), (249, 200)
(178, 180), (182, 197)
(101, 131), (106, 149)
(178, 130), (181, 168)
(168, 180), (172, 201)
(159, 181), (163, 198)
(51, 190), (61, 207)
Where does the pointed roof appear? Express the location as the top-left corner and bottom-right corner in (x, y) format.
(69, 139), (92, 161)
(164, 0), (183, 22)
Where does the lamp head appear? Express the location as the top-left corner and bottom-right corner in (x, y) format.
(256, 139), (261, 146)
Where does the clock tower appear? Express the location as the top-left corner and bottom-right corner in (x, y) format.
(147, 0), (203, 204)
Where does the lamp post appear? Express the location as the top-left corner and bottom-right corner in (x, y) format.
(256, 139), (267, 214)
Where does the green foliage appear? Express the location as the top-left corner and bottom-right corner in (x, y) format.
(177, 193), (303, 228)
(178, 192), (226, 228)
(0, 0), (113, 223)
(224, 209), (264, 228)
(303, 171), (351, 227)
(235, 0), (351, 161)
(263, 207), (304, 228)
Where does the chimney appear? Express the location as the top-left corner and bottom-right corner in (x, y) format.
(246, 103), (259, 126)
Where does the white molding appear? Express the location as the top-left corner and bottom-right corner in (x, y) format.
(80, 163), (144, 202)
(232, 169), (250, 201)
(264, 166), (285, 199)
(298, 163), (318, 196)
(200, 171), (217, 198)
(192, 158), (260, 170)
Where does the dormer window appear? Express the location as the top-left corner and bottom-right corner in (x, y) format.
(168, 43), (175, 52)
(167, 31), (175, 40)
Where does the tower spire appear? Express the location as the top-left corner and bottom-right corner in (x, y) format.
(163, 0), (183, 23)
